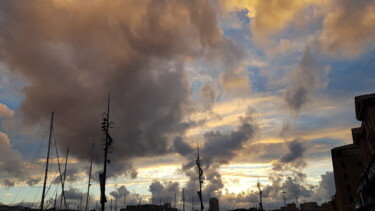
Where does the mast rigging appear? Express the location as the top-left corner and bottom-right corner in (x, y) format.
(40, 112), (54, 211)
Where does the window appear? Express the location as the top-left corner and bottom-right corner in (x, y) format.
(346, 184), (351, 193)
(349, 196), (353, 203)
(341, 161), (346, 169)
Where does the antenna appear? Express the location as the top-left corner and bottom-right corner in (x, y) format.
(100, 93), (115, 211)
(195, 141), (204, 211)
(115, 193), (118, 211)
(182, 188), (185, 211)
(257, 175), (263, 211)
(295, 197), (299, 209)
(192, 195), (194, 211)
(175, 192), (177, 208)
(282, 190), (287, 207)
(124, 194), (127, 209)
(79, 196), (83, 211)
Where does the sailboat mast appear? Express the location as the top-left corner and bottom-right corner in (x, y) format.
(60, 145), (69, 210)
(86, 143), (95, 211)
(41, 111), (54, 211)
(53, 129), (66, 211)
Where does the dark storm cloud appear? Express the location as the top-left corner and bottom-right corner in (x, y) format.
(272, 139), (306, 172)
(201, 107), (257, 166)
(110, 185), (130, 198)
(65, 187), (85, 200)
(0, 0), (245, 177)
(175, 107), (257, 201)
(3, 179), (14, 187)
(26, 178), (41, 186)
(280, 140), (306, 163)
(284, 46), (329, 111)
(172, 136), (194, 156)
(53, 166), (82, 184)
(149, 180), (180, 204)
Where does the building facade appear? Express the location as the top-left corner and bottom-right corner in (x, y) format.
(352, 94), (375, 209)
(331, 144), (362, 211)
(209, 198), (219, 211)
(300, 202), (318, 211)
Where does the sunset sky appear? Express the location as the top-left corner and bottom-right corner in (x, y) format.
(0, 0), (375, 210)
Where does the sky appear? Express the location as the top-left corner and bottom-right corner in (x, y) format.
(0, 0), (374, 210)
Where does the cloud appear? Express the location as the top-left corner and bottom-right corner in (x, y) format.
(216, 170), (330, 210)
(280, 140), (306, 163)
(218, 0), (320, 45)
(0, 0), (247, 178)
(110, 185), (130, 198)
(174, 107), (257, 204)
(313, 171), (335, 202)
(26, 178), (41, 186)
(0, 132), (24, 184)
(284, 46), (329, 111)
(219, 0), (375, 57)
(53, 166), (83, 184)
(320, 0), (375, 57)
(272, 139), (307, 172)
(0, 103), (14, 119)
(256, 138), (315, 207)
(65, 187), (85, 200)
(149, 180), (180, 205)
(2, 179), (14, 187)
(201, 107), (257, 166)
(172, 136), (194, 157)
(198, 84), (218, 111)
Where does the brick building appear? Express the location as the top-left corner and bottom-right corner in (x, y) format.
(331, 144), (361, 211)
(352, 94), (375, 209)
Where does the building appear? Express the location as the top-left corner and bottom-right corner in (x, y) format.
(320, 195), (337, 211)
(352, 93), (375, 209)
(300, 202), (318, 211)
(280, 203), (298, 211)
(331, 144), (362, 211)
(209, 198), (219, 211)
(120, 204), (178, 211)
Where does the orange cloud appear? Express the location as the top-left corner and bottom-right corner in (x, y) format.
(320, 1), (375, 57)
(219, 0), (375, 57)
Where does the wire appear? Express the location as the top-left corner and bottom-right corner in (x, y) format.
(13, 129), (48, 204)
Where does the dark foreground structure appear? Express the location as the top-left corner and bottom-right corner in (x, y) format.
(352, 94), (375, 209)
(331, 93), (375, 211)
(120, 203), (178, 211)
